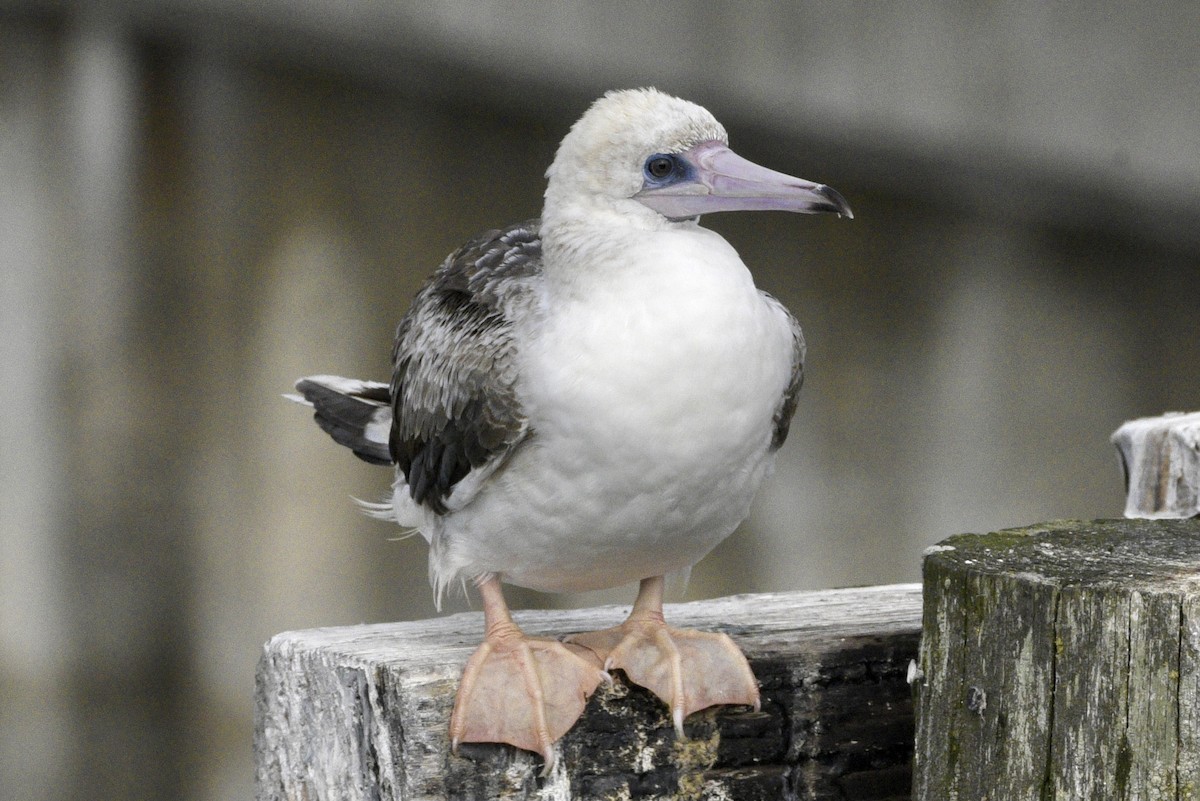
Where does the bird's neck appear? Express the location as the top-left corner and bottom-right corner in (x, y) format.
(540, 195), (698, 291)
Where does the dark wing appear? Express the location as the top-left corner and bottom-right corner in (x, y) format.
(390, 220), (542, 514)
(761, 291), (806, 450)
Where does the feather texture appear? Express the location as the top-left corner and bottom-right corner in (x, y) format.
(389, 221), (541, 513)
(287, 88), (844, 598)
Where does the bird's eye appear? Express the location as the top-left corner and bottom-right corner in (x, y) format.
(645, 155), (675, 180)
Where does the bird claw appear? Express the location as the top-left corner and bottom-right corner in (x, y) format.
(539, 745), (556, 778)
(455, 732), (557, 778)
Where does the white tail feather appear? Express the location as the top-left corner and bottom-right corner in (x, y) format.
(352, 496), (397, 521)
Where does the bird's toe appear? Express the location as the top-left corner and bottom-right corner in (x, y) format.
(449, 633), (607, 769)
(569, 621), (759, 733)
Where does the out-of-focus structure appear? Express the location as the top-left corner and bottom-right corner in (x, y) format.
(1, 3), (1197, 799)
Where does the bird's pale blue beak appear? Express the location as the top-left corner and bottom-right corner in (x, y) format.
(635, 141), (853, 220)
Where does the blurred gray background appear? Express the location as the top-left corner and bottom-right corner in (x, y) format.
(2, 1), (1198, 799)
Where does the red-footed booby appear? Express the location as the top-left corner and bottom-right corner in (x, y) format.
(290, 87), (851, 772)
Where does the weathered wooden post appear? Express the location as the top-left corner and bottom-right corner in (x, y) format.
(1113, 411), (1200, 519)
(913, 412), (1200, 799)
(256, 586), (921, 800)
(912, 518), (1200, 798)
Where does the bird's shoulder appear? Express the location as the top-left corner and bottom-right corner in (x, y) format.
(422, 218), (543, 304)
(389, 219), (543, 513)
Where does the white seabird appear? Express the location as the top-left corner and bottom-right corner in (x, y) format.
(291, 87), (852, 771)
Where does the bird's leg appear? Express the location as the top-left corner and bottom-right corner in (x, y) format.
(449, 575), (608, 774)
(567, 576), (759, 736)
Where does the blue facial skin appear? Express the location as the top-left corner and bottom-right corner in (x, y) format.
(641, 153), (697, 190)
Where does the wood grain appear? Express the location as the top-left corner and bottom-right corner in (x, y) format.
(256, 585), (921, 800)
(1113, 412), (1200, 519)
(913, 519), (1200, 800)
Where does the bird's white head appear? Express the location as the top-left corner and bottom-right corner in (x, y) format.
(543, 87), (852, 234)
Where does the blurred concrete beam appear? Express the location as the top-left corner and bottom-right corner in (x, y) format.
(0, 19), (73, 801)
(56, 11), (196, 800)
(11, 0), (1194, 246)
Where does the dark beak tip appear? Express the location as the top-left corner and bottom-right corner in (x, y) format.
(819, 185), (854, 220)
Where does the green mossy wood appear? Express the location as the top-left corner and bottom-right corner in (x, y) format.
(913, 519), (1200, 800)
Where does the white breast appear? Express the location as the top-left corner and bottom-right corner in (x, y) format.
(431, 226), (796, 593)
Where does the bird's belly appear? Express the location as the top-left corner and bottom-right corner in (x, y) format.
(442, 391), (783, 591)
(468, 439), (776, 592)
(435, 267), (794, 593)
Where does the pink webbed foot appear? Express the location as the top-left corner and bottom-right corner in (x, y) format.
(568, 576), (759, 735)
(450, 578), (608, 774)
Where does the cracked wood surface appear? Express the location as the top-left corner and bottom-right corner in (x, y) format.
(255, 585), (920, 801)
(913, 518), (1200, 800)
